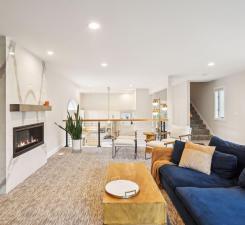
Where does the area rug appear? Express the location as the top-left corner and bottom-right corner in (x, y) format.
(0, 147), (183, 225)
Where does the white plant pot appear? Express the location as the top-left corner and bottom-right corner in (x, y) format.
(72, 139), (81, 152)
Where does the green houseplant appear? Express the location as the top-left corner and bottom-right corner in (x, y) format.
(55, 104), (82, 152)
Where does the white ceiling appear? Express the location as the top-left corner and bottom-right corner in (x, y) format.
(0, 0), (245, 92)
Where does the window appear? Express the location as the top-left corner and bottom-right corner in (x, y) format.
(214, 88), (225, 119)
(67, 99), (77, 111)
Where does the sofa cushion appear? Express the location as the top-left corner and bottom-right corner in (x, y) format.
(114, 138), (135, 146)
(238, 169), (245, 188)
(212, 151), (238, 179)
(179, 142), (215, 175)
(172, 140), (185, 164)
(159, 165), (236, 190)
(209, 136), (245, 175)
(160, 174), (197, 225)
(175, 186), (245, 225)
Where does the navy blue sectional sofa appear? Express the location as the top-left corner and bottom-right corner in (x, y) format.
(159, 136), (245, 225)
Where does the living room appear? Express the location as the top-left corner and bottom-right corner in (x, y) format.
(0, 1), (245, 225)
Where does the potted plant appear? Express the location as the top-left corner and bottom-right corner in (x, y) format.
(55, 104), (82, 152)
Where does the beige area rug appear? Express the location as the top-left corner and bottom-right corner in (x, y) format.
(0, 147), (183, 225)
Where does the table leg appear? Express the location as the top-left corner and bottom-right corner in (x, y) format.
(97, 121), (101, 148)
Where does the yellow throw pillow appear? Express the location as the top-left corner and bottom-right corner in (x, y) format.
(179, 142), (215, 175)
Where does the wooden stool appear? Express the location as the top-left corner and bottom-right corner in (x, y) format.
(143, 132), (157, 143)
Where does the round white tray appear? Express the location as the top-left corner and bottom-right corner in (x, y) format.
(105, 179), (140, 199)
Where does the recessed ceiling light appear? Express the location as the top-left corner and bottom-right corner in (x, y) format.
(88, 22), (101, 30)
(9, 51), (15, 56)
(208, 62), (215, 67)
(47, 51), (54, 56)
(101, 62), (108, 67)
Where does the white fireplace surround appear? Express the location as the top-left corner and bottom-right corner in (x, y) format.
(5, 39), (48, 192)
(0, 37), (80, 194)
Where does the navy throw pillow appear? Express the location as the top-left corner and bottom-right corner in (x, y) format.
(209, 136), (245, 175)
(172, 140), (185, 164)
(212, 151), (238, 179)
(238, 169), (245, 188)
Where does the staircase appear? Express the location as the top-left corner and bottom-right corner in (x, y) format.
(191, 104), (211, 140)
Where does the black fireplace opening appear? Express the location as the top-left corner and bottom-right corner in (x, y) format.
(13, 123), (44, 158)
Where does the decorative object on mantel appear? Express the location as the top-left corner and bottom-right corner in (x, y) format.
(43, 100), (50, 106)
(55, 104), (83, 152)
(10, 104), (52, 112)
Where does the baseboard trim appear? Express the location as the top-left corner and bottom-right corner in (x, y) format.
(47, 145), (62, 158)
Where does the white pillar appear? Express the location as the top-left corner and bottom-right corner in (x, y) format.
(167, 76), (190, 127)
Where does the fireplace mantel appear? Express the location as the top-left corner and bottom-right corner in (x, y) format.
(10, 104), (52, 112)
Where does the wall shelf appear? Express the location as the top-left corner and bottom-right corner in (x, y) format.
(10, 104), (52, 112)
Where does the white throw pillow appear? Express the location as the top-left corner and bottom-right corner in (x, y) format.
(179, 142), (215, 175)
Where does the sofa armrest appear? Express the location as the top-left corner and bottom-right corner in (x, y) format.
(151, 147), (173, 168)
(151, 147), (174, 186)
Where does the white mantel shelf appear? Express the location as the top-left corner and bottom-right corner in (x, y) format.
(10, 104), (52, 112)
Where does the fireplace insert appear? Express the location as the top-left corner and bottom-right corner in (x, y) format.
(13, 123), (44, 158)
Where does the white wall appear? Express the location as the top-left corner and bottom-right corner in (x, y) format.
(80, 92), (136, 112)
(135, 89), (152, 119)
(46, 71), (80, 157)
(0, 36), (6, 194)
(168, 77), (190, 127)
(191, 73), (245, 144)
(134, 89), (152, 145)
(151, 89), (167, 102)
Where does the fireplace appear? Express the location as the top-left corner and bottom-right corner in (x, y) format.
(13, 123), (44, 158)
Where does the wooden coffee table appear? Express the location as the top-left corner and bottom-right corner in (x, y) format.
(103, 162), (167, 225)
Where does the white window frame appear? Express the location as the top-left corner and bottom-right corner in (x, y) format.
(214, 87), (225, 120)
